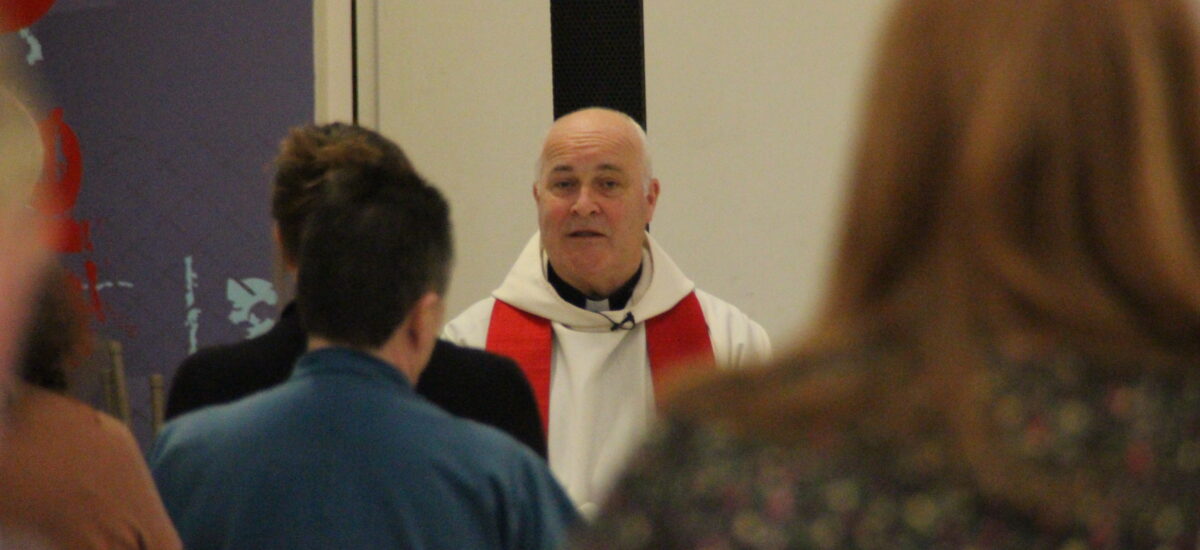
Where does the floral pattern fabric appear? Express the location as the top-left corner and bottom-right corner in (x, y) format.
(571, 351), (1200, 549)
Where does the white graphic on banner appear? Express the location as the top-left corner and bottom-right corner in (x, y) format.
(82, 280), (134, 291)
(184, 256), (200, 353)
(19, 29), (42, 65)
(183, 257), (281, 351)
(227, 278), (277, 338)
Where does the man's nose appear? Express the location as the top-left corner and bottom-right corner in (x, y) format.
(570, 186), (600, 216)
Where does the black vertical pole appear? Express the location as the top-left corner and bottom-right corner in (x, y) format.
(350, 0), (359, 124)
(550, 1), (646, 130)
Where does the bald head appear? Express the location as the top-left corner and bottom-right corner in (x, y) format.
(536, 108), (653, 191)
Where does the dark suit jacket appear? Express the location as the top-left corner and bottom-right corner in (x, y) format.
(165, 303), (546, 457)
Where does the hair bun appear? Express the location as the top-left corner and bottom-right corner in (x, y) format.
(282, 126), (384, 172)
(278, 123), (410, 203)
(310, 135), (385, 171)
(272, 123), (420, 261)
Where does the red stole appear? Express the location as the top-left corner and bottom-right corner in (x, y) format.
(485, 292), (715, 435)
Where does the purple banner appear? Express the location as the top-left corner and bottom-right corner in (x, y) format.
(3, 0), (313, 447)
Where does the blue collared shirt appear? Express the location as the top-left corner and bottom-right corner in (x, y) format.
(151, 347), (578, 549)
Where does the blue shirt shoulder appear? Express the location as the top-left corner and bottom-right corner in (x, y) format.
(151, 347), (577, 550)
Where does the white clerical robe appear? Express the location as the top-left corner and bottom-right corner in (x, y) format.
(443, 233), (771, 516)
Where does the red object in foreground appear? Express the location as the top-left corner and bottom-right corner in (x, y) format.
(0, 0), (56, 33)
(36, 107), (90, 254)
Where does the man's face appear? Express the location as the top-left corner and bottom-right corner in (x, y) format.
(534, 110), (659, 298)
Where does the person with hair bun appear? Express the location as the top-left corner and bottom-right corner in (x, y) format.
(165, 123), (547, 457)
(150, 123), (576, 549)
(574, 0), (1200, 547)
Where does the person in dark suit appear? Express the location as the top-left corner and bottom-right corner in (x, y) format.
(164, 123), (545, 458)
(151, 134), (575, 549)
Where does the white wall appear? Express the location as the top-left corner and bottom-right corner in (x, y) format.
(644, 1), (893, 341)
(363, 1), (550, 323)
(356, 1), (894, 345)
(313, 0), (354, 124)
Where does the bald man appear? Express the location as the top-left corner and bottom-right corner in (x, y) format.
(444, 107), (771, 515)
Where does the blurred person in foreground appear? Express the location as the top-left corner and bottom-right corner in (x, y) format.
(0, 266), (181, 549)
(0, 68), (51, 402)
(574, 0), (1200, 547)
(150, 124), (576, 549)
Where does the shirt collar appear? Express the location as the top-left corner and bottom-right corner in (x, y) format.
(290, 347), (414, 393)
(547, 262), (642, 312)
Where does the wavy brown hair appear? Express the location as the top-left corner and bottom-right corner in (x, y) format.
(271, 123), (416, 266)
(670, 0), (1200, 530)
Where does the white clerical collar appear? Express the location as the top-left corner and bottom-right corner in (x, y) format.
(584, 298), (610, 312)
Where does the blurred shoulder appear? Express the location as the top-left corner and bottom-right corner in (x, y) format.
(663, 345), (890, 431)
(6, 384), (146, 477)
(13, 384), (133, 442)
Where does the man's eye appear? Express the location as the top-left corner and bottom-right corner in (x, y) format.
(551, 180), (574, 189)
(600, 180), (620, 190)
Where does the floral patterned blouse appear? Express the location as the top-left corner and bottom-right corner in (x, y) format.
(571, 350), (1200, 549)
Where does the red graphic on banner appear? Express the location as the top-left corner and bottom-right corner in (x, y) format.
(0, 0), (55, 33)
(36, 107), (90, 253)
(83, 259), (104, 321)
(34, 107), (110, 323)
(63, 262), (105, 322)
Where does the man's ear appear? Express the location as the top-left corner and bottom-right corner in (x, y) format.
(644, 178), (661, 223)
(407, 292), (444, 350)
(397, 291), (443, 382)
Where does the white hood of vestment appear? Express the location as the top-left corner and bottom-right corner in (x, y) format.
(491, 232), (694, 331)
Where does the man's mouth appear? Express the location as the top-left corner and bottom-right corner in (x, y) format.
(568, 230), (605, 238)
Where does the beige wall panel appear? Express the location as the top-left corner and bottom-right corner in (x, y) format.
(313, 0), (354, 124)
(645, 1), (893, 344)
(372, 1), (552, 316)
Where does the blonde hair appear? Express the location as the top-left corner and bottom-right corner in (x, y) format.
(0, 86), (41, 208)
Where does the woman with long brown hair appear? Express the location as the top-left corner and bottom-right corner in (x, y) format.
(574, 0), (1200, 546)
